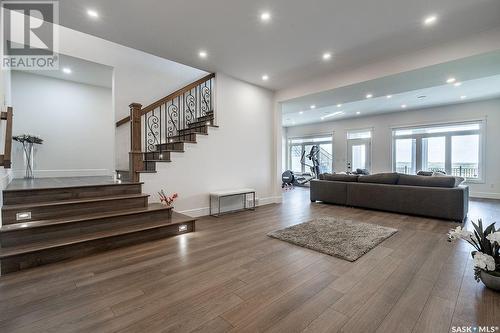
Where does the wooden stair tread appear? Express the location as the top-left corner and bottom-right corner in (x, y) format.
(144, 160), (171, 162)
(4, 181), (143, 193)
(0, 211), (195, 258)
(149, 149), (185, 153)
(2, 193), (149, 211)
(0, 203), (172, 233)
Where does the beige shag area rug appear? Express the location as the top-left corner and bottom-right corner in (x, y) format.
(268, 217), (397, 261)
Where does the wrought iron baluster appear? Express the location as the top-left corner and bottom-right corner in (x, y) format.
(167, 100), (178, 139)
(146, 108), (160, 152)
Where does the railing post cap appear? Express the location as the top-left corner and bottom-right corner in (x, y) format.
(129, 103), (142, 109)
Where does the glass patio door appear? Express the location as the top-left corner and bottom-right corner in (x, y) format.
(347, 139), (371, 172)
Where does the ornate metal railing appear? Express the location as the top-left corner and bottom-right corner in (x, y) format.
(395, 165), (478, 179)
(116, 73), (215, 181)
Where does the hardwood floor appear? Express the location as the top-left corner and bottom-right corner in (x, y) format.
(0, 187), (499, 332)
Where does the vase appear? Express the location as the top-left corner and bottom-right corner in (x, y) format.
(23, 142), (35, 179)
(480, 270), (500, 292)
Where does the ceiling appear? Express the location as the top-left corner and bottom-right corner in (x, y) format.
(281, 50), (500, 126)
(17, 54), (113, 88)
(57, 0), (500, 90)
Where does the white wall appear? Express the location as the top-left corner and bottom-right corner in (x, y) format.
(51, 26), (208, 170)
(285, 98), (500, 199)
(140, 73), (278, 216)
(11, 72), (113, 177)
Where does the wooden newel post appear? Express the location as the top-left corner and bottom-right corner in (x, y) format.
(3, 107), (13, 169)
(129, 103), (143, 182)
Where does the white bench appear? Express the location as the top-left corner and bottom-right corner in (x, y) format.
(209, 188), (256, 216)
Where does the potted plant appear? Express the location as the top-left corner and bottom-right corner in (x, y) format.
(448, 219), (500, 291)
(158, 190), (178, 207)
(13, 134), (43, 179)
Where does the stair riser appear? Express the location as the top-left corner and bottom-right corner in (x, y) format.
(167, 133), (197, 143)
(116, 171), (131, 182)
(1, 197), (148, 225)
(188, 117), (214, 128)
(1, 209), (173, 247)
(177, 126), (208, 136)
(143, 161), (156, 172)
(156, 142), (184, 152)
(144, 152), (171, 161)
(2, 184), (142, 205)
(0, 220), (195, 274)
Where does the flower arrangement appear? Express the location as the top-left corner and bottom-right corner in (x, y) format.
(13, 134), (43, 145)
(13, 134), (43, 179)
(448, 219), (499, 286)
(158, 190), (178, 207)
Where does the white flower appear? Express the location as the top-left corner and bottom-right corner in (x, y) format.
(473, 252), (496, 271)
(448, 226), (475, 242)
(486, 231), (500, 245)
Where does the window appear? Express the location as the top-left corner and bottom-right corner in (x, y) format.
(392, 121), (484, 181)
(394, 138), (416, 174)
(288, 136), (333, 174)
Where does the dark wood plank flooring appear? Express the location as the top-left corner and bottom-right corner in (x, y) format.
(0, 187), (499, 332)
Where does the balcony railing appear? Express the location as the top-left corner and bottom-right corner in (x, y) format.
(395, 165), (478, 179)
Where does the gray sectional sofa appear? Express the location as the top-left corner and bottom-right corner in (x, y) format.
(310, 172), (469, 222)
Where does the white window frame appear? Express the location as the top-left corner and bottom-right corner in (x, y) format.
(391, 120), (485, 183)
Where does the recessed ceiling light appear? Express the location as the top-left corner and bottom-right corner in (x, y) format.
(460, 95), (467, 100)
(386, 95), (392, 99)
(198, 50), (208, 59)
(322, 52), (332, 61)
(401, 104), (407, 108)
(260, 11), (271, 22)
(356, 111), (361, 115)
(87, 9), (99, 18)
(454, 82), (462, 87)
(366, 93), (373, 99)
(310, 105), (316, 109)
(299, 111), (304, 115)
(423, 14), (438, 26)
(321, 117), (325, 120)
(446, 77), (456, 84)
(62, 67), (72, 74)
(337, 104), (342, 108)
(262, 74), (269, 81)
(323, 111), (344, 119)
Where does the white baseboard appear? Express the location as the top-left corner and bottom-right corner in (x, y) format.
(178, 196), (282, 218)
(12, 169), (112, 178)
(470, 192), (500, 200)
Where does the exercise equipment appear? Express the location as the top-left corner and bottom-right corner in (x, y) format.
(282, 145), (322, 188)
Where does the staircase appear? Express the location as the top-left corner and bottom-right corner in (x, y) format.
(0, 74), (217, 274)
(115, 73), (217, 181)
(0, 181), (195, 274)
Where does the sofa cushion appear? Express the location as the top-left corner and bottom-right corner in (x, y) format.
(358, 173), (399, 185)
(416, 170), (433, 176)
(319, 173), (359, 182)
(397, 174), (456, 188)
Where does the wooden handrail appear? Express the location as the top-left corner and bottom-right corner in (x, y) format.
(116, 73), (215, 127)
(0, 106), (13, 168)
